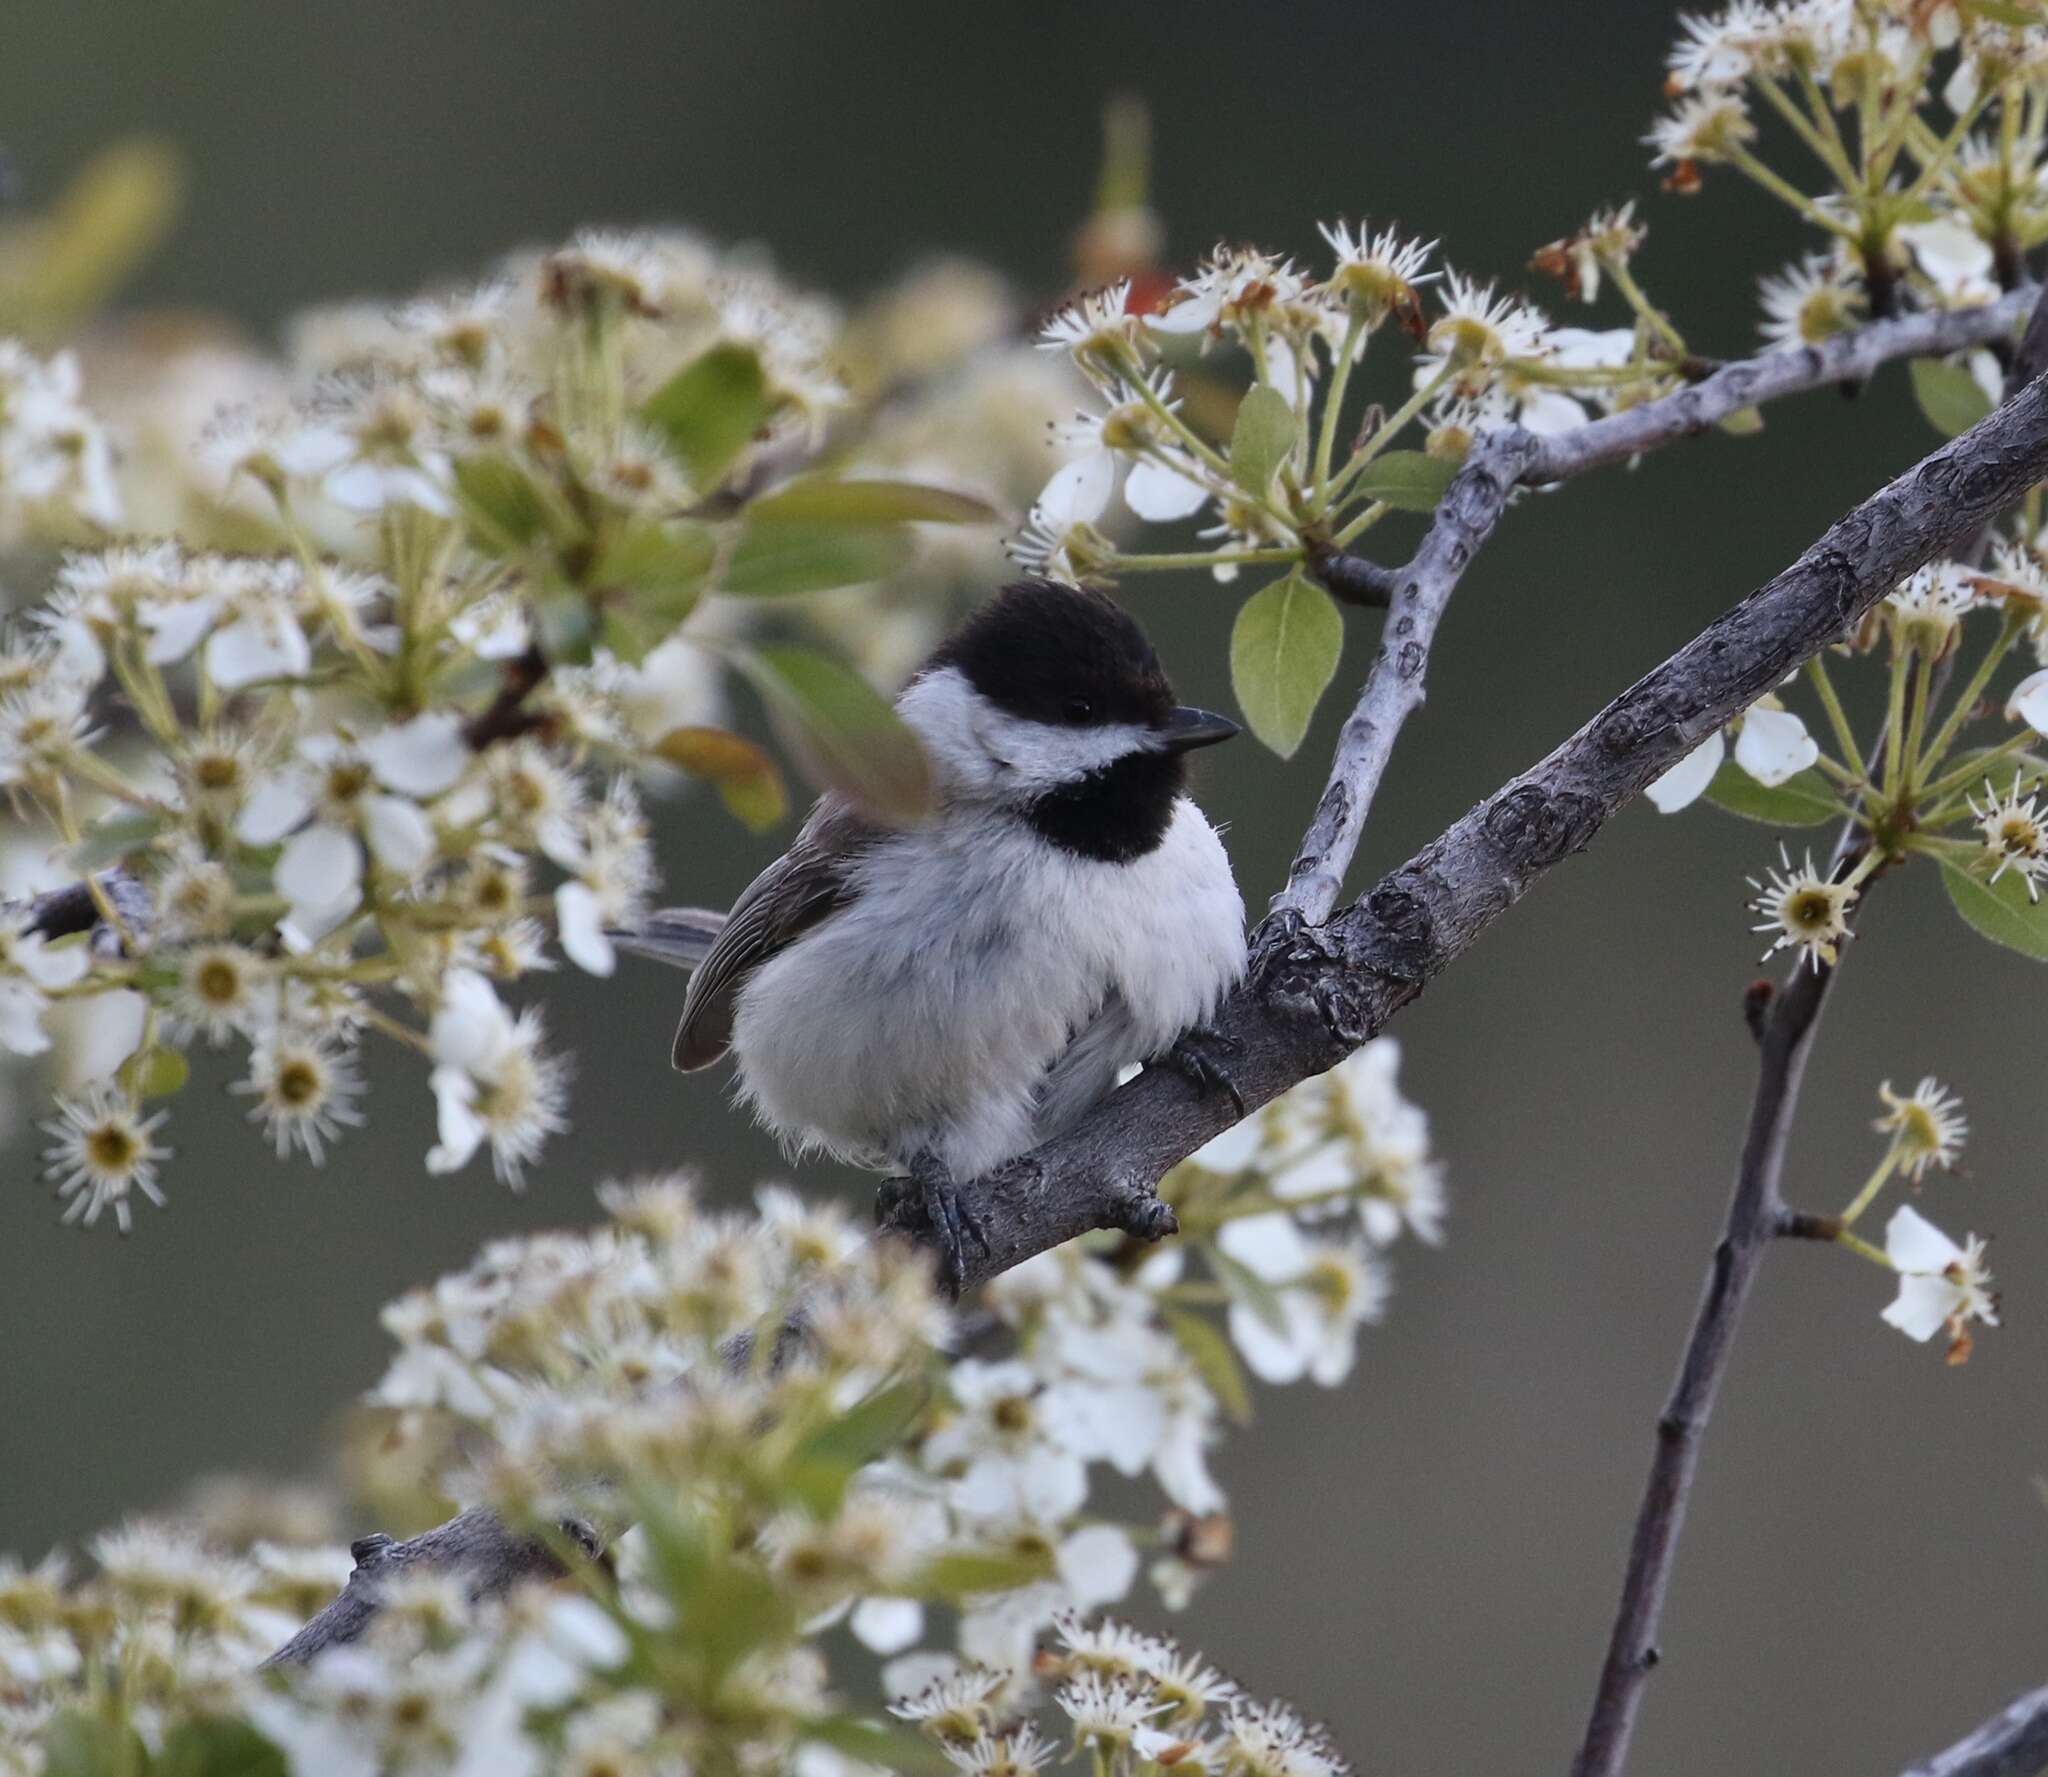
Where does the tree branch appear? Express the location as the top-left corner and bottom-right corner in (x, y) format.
(258, 1509), (603, 1670)
(1569, 915), (1848, 1777)
(1898, 1682), (2048, 1777)
(1288, 288), (2034, 927)
(256, 323), (2048, 1669)
(887, 360), (2048, 1294)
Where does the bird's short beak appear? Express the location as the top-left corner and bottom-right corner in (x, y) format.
(1158, 706), (1241, 753)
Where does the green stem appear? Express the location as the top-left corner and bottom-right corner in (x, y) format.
(1918, 726), (2040, 809)
(1882, 643), (1910, 799)
(1839, 1146), (1901, 1229)
(1724, 141), (1855, 233)
(1804, 655), (1864, 774)
(1313, 311), (1369, 493)
(1900, 650), (1935, 797)
(1915, 612), (2023, 785)
(1755, 71), (1860, 188)
(1834, 1227), (1894, 1270)
(1111, 546), (1304, 573)
(1331, 500), (1393, 548)
(1603, 256), (1686, 357)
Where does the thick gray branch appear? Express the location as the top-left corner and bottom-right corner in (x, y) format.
(890, 363), (2048, 1294)
(260, 1510), (599, 1668)
(271, 338), (2048, 1670)
(1287, 288), (2034, 926)
(1899, 1683), (2048, 1777)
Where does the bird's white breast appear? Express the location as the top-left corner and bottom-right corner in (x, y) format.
(727, 796), (1245, 1180)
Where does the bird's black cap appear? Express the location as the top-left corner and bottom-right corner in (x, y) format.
(923, 579), (1177, 730)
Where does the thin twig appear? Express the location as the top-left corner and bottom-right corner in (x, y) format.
(885, 362), (2048, 1294)
(1897, 1682), (2048, 1777)
(1569, 913), (1849, 1776)
(1289, 287), (2034, 925)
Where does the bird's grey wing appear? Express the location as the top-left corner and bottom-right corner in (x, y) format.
(1033, 989), (1143, 1144)
(671, 798), (879, 1072)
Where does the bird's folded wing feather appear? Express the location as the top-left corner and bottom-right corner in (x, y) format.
(671, 797), (879, 1072)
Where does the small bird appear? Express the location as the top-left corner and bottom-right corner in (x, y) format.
(613, 579), (1247, 1285)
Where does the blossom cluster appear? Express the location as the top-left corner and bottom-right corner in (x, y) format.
(1649, 3), (2048, 351)
(0, 227), (1090, 1222)
(3, 1051), (1438, 1774)
(1644, 533), (2048, 979)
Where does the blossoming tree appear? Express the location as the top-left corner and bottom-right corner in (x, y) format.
(5, 5), (2048, 1775)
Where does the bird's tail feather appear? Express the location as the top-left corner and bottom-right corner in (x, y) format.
(606, 906), (728, 970)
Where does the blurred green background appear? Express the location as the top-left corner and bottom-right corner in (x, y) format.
(2, 4), (2042, 1773)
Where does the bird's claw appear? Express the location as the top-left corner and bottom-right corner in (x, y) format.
(1167, 1022), (1247, 1119)
(879, 1155), (991, 1297)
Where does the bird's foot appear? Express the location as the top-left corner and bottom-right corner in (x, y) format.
(1166, 1022), (1247, 1119)
(878, 1153), (990, 1297)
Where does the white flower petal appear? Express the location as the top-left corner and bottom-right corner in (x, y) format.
(1227, 1299), (1310, 1384)
(47, 988), (146, 1085)
(275, 824), (363, 925)
(235, 773), (316, 844)
(426, 1064), (486, 1174)
(2008, 668), (2048, 737)
(0, 981), (52, 1055)
(206, 611), (310, 690)
(1884, 1203), (1965, 1274)
(361, 712), (471, 796)
(1216, 1212), (1309, 1280)
(1036, 450), (1116, 526)
(1882, 1273), (1962, 1342)
(363, 794), (434, 876)
(1734, 707), (1819, 787)
(16, 932), (88, 989)
(1517, 387), (1592, 436)
(1056, 1524), (1139, 1610)
(1644, 731), (1725, 813)
(1145, 290), (1221, 335)
(555, 881), (616, 977)
(849, 1596), (925, 1655)
(429, 969), (515, 1072)
(1125, 458), (1212, 522)
(138, 596), (221, 665)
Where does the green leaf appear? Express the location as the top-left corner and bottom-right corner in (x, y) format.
(1165, 1308), (1254, 1426)
(642, 342), (775, 487)
(450, 453), (549, 554)
(593, 520), (716, 607)
(42, 1711), (149, 1777)
(1716, 405), (1765, 437)
(654, 726), (789, 832)
(156, 1717), (289, 1777)
(1351, 449), (1457, 512)
(119, 1045), (190, 1100)
(1910, 357), (1995, 439)
(781, 1376), (930, 1515)
(1941, 747), (2048, 798)
(1229, 571), (1343, 758)
(915, 1547), (1056, 1601)
(746, 478), (1001, 527)
(69, 811), (165, 874)
(804, 1718), (953, 1777)
(734, 644), (935, 827)
(1940, 859), (2048, 960)
(1702, 760), (1842, 827)
(722, 519), (915, 598)
(589, 520), (716, 661)
(1229, 384), (1297, 496)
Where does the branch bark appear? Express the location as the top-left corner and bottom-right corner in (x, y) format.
(1898, 1682), (2048, 1777)
(1569, 923), (1848, 1777)
(1288, 287), (2033, 927)
(890, 359), (2048, 1295)
(234, 306), (2048, 1668)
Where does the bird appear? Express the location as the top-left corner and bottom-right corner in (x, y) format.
(611, 578), (1247, 1287)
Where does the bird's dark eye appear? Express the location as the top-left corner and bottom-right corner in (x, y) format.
(1064, 695), (1094, 723)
